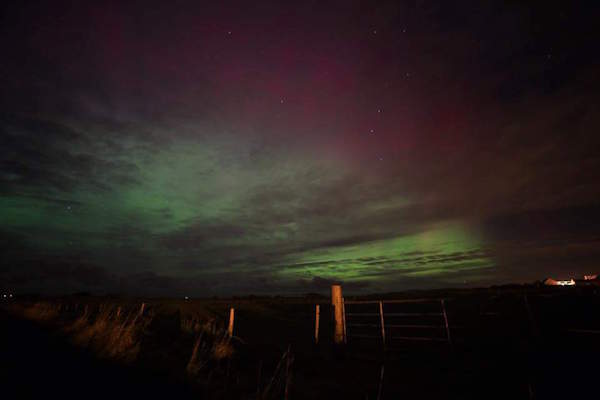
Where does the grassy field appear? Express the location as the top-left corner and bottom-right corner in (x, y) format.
(2, 286), (600, 399)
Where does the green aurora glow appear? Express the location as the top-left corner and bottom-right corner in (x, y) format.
(1, 119), (494, 294)
(277, 222), (493, 287)
(3, 1), (600, 295)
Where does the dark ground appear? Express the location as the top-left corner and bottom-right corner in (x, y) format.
(2, 288), (599, 399)
(0, 308), (197, 399)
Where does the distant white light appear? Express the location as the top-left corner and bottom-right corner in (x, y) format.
(2, 294), (6, 298)
(9, 294), (13, 298)
(184, 296), (189, 300)
(556, 279), (575, 286)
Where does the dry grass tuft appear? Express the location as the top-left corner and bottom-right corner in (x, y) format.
(76, 304), (152, 362)
(186, 332), (210, 375)
(21, 301), (152, 363)
(212, 336), (234, 360)
(22, 302), (60, 321)
(181, 314), (219, 335)
(17, 299), (247, 396)
(186, 331), (235, 378)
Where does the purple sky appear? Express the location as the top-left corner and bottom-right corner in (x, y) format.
(1, 1), (600, 295)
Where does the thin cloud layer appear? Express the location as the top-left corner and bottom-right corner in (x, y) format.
(1, 1), (599, 294)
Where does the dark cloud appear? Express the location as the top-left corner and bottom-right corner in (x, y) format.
(297, 276), (371, 292)
(1, 1), (599, 294)
(1, 258), (116, 293)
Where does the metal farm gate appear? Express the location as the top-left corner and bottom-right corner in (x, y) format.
(342, 298), (452, 349)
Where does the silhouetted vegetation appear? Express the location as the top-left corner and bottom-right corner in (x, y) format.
(4, 286), (600, 399)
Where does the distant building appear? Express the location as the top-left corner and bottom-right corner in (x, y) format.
(544, 278), (575, 286)
(543, 274), (600, 287)
(577, 275), (600, 287)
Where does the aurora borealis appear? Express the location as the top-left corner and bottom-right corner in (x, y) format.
(2, 1), (600, 295)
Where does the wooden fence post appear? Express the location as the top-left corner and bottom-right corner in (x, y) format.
(379, 301), (386, 349)
(284, 345), (294, 400)
(377, 364), (385, 400)
(441, 299), (452, 345)
(314, 304), (320, 344)
(228, 307), (235, 337)
(256, 359), (263, 400)
(331, 285), (345, 345)
(342, 297), (347, 343)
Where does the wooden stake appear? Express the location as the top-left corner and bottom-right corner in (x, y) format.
(441, 299), (451, 345)
(377, 364), (385, 400)
(379, 301), (386, 348)
(331, 285), (344, 345)
(284, 345), (293, 400)
(256, 359), (262, 400)
(528, 382), (535, 399)
(314, 304), (320, 344)
(228, 307), (235, 337)
(342, 297), (347, 344)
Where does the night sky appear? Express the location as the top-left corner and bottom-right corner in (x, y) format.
(2, 1), (600, 296)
